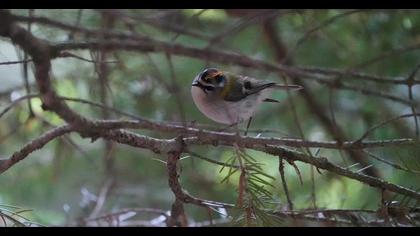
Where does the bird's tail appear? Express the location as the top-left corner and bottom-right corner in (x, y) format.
(273, 84), (303, 90)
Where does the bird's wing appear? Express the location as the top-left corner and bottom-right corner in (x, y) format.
(221, 74), (276, 102)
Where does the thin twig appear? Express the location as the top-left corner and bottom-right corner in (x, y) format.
(279, 157), (294, 211)
(0, 94), (40, 119)
(363, 150), (420, 174)
(0, 59), (32, 65)
(0, 125), (73, 174)
(285, 10), (363, 62)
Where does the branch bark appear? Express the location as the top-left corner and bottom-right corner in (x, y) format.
(0, 125), (72, 174)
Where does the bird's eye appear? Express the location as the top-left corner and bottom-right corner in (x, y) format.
(244, 81), (252, 89)
(203, 86), (215, 94)
(215, 75), (224, 84)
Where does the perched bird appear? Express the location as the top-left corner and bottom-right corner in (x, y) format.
(191, 68), (302, 125)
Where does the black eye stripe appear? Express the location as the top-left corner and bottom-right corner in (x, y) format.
(202, 85), (214, 94)
(195, 82), (215, 92)
(203, 85), (215, 91)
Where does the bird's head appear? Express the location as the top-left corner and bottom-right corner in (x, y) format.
(192, 68), (226, 93)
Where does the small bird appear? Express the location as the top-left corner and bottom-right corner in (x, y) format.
(191, 68), (302, 125)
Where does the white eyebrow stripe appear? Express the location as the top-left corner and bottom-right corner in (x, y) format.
(199, 80), (216, 87)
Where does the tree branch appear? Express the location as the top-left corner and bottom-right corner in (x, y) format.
(0, 125), (73, 174)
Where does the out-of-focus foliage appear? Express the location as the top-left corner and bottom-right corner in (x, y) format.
(1, 9), (420, 226)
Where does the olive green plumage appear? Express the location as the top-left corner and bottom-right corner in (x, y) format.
(220, 73), (278, 102)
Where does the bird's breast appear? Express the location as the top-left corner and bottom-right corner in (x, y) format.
(191, 86), (239, 124)
(191, 86), (274, 125)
